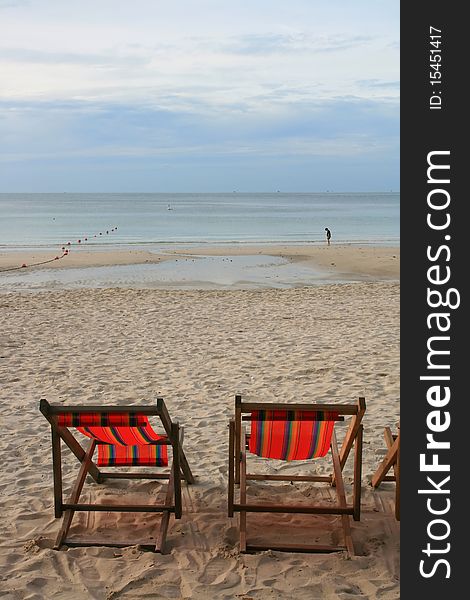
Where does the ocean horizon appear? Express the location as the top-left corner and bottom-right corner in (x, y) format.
(0, 192), (399, 251)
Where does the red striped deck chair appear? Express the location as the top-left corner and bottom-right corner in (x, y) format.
(40, 397), (194, 553)
(228, 395), (365, 555)
(372, 423), (400, 520)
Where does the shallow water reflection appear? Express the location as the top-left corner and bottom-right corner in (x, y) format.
(0, 254), (350, 292)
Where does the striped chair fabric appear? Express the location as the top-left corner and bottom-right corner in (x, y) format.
(248, 410), (338, 460)
(57, 412), (168, 467)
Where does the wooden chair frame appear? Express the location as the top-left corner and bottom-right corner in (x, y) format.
(228, 395), (365, 555)
(40, 397), (194, 553)
(371, 425), (400, 520)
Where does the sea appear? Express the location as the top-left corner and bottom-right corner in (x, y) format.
(0, 193), (399, 291)
(0, 192), (399, 249)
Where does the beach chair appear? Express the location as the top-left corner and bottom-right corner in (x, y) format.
(371, 423), (400, 520)
(40, 397), (194, 552)
(228, 395), (365, 555)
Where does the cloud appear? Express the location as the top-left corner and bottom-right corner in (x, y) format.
(0, 47), (151, 68)
(0, 0), (29, 7)
(211, 32), (373, 56)
(0, 94), (398, 167)
(357, 79), (400, 90)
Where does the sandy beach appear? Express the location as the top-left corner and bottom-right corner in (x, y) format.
(0, 250), (400, 599)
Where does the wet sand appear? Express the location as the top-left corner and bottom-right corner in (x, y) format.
(0, 245), (399, 291)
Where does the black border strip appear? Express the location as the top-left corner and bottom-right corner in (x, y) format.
(401, 3), (465, 596)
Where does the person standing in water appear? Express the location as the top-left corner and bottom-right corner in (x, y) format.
(325, 227), (331, 245)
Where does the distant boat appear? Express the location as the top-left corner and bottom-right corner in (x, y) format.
(167, 204), (173, 210)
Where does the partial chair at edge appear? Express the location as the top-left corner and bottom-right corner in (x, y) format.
(371, 423), (400, 520)
(40, 397), (194, 553)
(228, 395), (366, 555)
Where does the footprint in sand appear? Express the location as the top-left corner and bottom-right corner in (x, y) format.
(198, 557), (240, 588)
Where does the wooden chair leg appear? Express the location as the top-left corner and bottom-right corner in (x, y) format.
(171, 422), (182, 519)
(235, 396), (242, 485)
(353, 424), (363, 521)
(395, 434), (400, 521)
(371, 427), (400, 521)
(228, 420), (235, 517)
(156, 425), (188, 552)
(331, 431), (354, 556)
(155, 464), (175, 553)
(51, 428), (63, 518)
(371, 436), (399, 488)
(55, 439), (96, 549)
(177, 427), (195, 485)
(239, 428), (247, 553)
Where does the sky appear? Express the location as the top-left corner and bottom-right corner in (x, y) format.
(0, 1), (399, 192)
